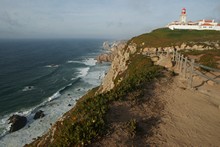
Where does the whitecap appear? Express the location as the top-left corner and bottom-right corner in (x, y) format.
(76, 67), (90, 78)
(82, 58), (97, 66)
(71, 77), (77, 81)
(48, 92), (61, 102)
(45, 64), (59, 68)
(66, 60), (82, 64)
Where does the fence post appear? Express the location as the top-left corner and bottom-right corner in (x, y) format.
(179, 55), (184, 72)
(178, 53), (181, 70)
(176, 52), (179, 68)
(188, 59), (195, 88)
(183, 56), (188, 78)
(175, 52), (177, 62)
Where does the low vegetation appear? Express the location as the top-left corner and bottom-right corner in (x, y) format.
(126, 119), (138, 138)
(180, 49), (220, 70)
(130, 28), (220, 49)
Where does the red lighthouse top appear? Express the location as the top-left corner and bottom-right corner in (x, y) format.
(181, 8), (186, 15)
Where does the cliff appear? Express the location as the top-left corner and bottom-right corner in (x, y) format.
(96, 41), (127, 63)
(97, 42), (137, 93)
(27, 28), (220, 146)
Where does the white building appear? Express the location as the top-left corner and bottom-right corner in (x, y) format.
(168, 8), (220, 31)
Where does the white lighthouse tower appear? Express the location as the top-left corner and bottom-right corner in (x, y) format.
(180, 8), (187, 24)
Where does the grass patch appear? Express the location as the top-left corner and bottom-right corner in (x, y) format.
(126, 119), (138, 138)
(180, 49), (220, 70)
(200, 54), (218, 70)
(131, 28), (220, 49)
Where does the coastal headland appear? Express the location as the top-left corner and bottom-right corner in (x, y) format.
(27, 28), (220, 146)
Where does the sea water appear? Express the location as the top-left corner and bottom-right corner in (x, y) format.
(0, 39), (110, 146)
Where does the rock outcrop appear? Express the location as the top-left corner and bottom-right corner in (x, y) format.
(103, 41), (111, 50)
(97, 42), (137, 93)
(156, 55), (173, 69)
(33, 110), (45, 120)
(142, 41), (220, 54)
(96, 53), (115, 63)
(8, 115), (27, 132)
(97, 41), (127, 63)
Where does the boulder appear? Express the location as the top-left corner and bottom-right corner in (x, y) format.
(96, 53), (115, 63)
(151, 56), (160, 62)
(103, 41), (110, 50)
(207, 80), (215, 86)
(8, 115), (27, 132)
(33, 110), (45, 120)
(156, 56), (173, 68)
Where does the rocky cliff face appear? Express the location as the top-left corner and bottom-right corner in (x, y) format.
(98, 40), (220, 94)
(96, 41), (127, 63)
(141, 41), (220, 53)
(97, 42), (137, 93)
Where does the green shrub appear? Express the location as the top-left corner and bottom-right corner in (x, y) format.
(199, 54), (218, 71)
(126, 119), (137, 137)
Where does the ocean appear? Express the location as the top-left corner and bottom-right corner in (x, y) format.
(0, 39), (110, 146)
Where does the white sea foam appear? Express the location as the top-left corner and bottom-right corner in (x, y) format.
(71, 77), (77, 81)
(48, 92), (61, 102)
(67, 58), (96, 66)
(45, 64), (59, 68)
(76, 67), (90, 78)
(82, 58), (97, 66)
(66, 60), (82, 64)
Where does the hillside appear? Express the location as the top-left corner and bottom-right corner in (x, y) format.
(27, 28), (220, 146)
(131, 28), (220, 48)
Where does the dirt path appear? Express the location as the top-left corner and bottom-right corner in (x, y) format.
(91, 71), (220, 146)
(150, 76), (220, 146)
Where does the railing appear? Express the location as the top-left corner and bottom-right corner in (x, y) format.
(144, 50), (220, 88)
(173, 51), (220, 88)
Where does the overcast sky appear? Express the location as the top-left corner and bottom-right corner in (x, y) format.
(0, 0), (219, 39)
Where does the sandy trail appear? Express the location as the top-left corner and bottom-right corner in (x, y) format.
(151, 75), (220, 146)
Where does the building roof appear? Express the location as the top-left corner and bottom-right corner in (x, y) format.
(201, 23), (213, 26)
(204, 20), (213, 22)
